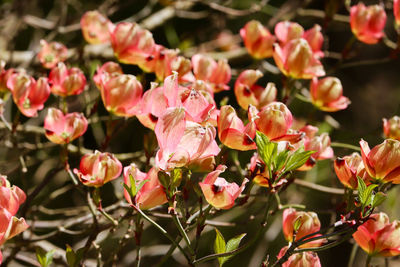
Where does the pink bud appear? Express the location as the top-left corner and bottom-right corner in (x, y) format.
(110, 22), (155, 66)
(383, 116), (400, 141)
(298, 133), (334, 170)
(310, 77), (350, 112)
(44, 108), (88, 144)
(234, 70), (277, 110)
(350, 3), (386, 44)
(303, 25), (324, 58)
(74, 151), (122, 187)
(37, 40), (68, 69)
(218, 105), (257, 151)
(7, 73), (50, 117)
(49, 63), (86, 97)
(0, 175), (26, 216)
(354, 212), (400, 257)
(0, 207), (29, 249)
(273, 38), (325, 79)
(80, 10), (114, 44)
(123, 164), (167, 210)
(199, 165), (247, 209)
(282, 208), (324, 248)
(275, 21), (304, 44)
(93, 61), (123, 88)
(192, 54), (231, 93)
(0, 61), (15, 93)
(360, 139), (400, 184)
(96, 72), (143, 117)
(334, 152), (370, 189)
(277, 246), (321, 267)
(240, 20), (276, 59)
(255, 102), (293, 141)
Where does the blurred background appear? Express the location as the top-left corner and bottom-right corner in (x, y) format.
(1, 0), (400, 266)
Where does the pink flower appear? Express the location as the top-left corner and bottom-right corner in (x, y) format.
(234, 70), (276, 110)
(334, 152), (370, 189)
(199, 165), (247, 209)
(240, 20), (276, 59)
(7, 73), (50, 117)
(353, 212), (400, 257)
(0, 176), (29, 264)
(80, 10), (114, 44)
(74, 151), (122, 187)
(255, 102), (297, 141)
(218, 105), (257, 151)
(44, 108), (88, 144)
(192, 54), (231, 93)
(123, 164), (167, 210)
(383, 116), (400, 141)
(282, 208), (324, 248)
(310, 77), (350, 112)
(277, 246), (321, 267)
(37, 40), (68, 69)
(350, 3), (386, 44)
(49, 62), (86, 97)
(137, 74), (217, 129)
(0, 60), (15, 93)
(155, 107), (220, 171)
(360, 139), (400, 184)
(110, 22), (155, 66)
(395, 0), (400, 26)
(273, 38), (325, 79)
(94, 63), (142, 117)
(275, 22), (324, 58)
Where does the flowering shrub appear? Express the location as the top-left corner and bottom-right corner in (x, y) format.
(0, 1), (400, 266)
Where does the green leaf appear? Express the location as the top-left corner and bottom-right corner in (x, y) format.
(275, 150), (289, 172)
(357, 177), (378, 206)
(219, 233), (246, 266)
(293, 216), (303, 233)
(36, 248), (54, 267)
(214, 229), (226, 267)
(284, 149), (314, 172)
(357, 177), (367, 204)
(171, 168), (183, 188)
(66, 245), (85, 267)
(158, 171), (170, 189)
(255, 131), (277, 169)
(372, 192), (387, 208)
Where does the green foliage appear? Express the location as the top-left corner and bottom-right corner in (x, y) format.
(214, 229), (246, 266)
(357, 177), (387, 216)
(66, 245), (85, 267)
(36, 248), (55, 267)
(123, 174), (149, 199)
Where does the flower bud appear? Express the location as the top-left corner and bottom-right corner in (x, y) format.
(0, 175), (26, 216)
(199, 165), (248, 209)
(310, 77), (350, 112)
(277, 246), (321, 267)
(0, 61), (15, 94)
(275, 21), (304, 44)
(350, 3), (386, 44)
(110, 22), (155, 66)
(240, 20), (276, 59)
(93, 61), (123, 88)
(255, 102), (293, 140)
(383, 116), (400, 141)
(334, 152), (370, 189)
(273, 38), (325, 79)
(234, 70), (276, 110)
(49, 63), (86, 97)
(123, 164), (167, 210)
(299, 133), (334, 170)
(37, 40), (68, 69)
(192, 54), (231, 92)
(97, 74), (143, 117)
(80, 10), (114, 44)
(7, 73), (50, 117)
(303, 25), (324, 58)
(360, 139), (400, 184)
(218, 105), (257, 151)
(353, 212), (400, 257)
(44, 108), (88, 144)
(74, 151), (122, 187)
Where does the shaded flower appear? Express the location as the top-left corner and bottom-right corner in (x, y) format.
(334, 152), (370, 189)
(277, 246), (321, 267)
(80, 10), (114, 44)
(310, 77), (350, 112)
(383, 116), (400, 141)
(49, 62), (86, 97)
(37, 40), (68, 69)
(240, 20), (276, 59)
